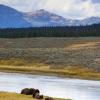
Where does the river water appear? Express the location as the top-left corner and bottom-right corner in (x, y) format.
(0, 72), (100, 100)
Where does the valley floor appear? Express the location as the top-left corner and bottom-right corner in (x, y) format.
(0, 37), (100, 80)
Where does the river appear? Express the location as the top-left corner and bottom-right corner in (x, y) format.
(0, 72), (100, 100)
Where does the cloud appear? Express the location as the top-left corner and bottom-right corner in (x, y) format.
(0, 0), (100, 19)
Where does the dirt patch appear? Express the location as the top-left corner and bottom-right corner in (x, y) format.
(65, 42), (100, 51)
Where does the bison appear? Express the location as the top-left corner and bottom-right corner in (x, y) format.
(36, 95), (44, 99)
(21, 88), (44, 100)
(21, 88), (35, 95)
(32, 89), (40, 97)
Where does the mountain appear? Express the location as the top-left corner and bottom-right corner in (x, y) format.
(0, 4), (100, 28)
(24, 9), (100, 26)
(24, 9), (67, 26)
(0, 4), (31, 28)
(81, 17), (100, 25)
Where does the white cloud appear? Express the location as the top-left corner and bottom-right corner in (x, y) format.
(0, 0), (100, 19)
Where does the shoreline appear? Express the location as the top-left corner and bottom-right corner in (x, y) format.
(0, 92), (70, 100)
(0, 65), (100, 81)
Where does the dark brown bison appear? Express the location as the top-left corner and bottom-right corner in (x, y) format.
(34, 89), (40, 94)
(45, 97), (54, 100)
(32, 89), (40, 98)
(38, 95), (44, 99)
(21, 88), (35, 95)
(35, 95), (43, 100)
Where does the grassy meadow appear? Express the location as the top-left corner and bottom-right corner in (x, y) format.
(0, 37), (100, 80)
(0, 92), (69, 100)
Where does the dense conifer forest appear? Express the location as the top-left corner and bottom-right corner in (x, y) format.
(0, 24), (100, 38)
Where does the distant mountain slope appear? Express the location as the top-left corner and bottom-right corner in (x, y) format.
(0, 5), (31, 28)
(0, 4), (100, 28)
(81, 17), (100, 25)
(24, 9), (67, 26)
(24, 9), (100, 26)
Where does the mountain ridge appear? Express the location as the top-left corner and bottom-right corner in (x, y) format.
(0, 4), (100, 28)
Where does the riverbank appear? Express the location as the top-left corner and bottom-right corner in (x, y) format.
(0, 92), (69, 100)
(0, 72), (100, 100)
(0, 65), (100, 80)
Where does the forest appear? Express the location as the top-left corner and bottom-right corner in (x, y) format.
(0, 24), (100, 38)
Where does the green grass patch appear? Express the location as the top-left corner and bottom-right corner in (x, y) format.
(0, 92), (70, 100)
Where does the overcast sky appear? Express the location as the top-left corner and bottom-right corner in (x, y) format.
(0, 0), (100, 19)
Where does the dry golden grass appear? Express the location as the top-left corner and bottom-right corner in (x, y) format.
(65, 42), (100, 50)
(0, 92), (34, 100)
(0, 58), (46, 66)
(0, 65), (100, 80)
(0, 92), (69, 100)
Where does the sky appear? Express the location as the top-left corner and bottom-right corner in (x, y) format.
(0, 0), (100, 19)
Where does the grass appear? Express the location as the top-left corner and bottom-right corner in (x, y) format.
(0, 37), (100, 80)
(0, 92), (70, 100)
(0, 65), (100, 80)
(0, 92), (34, 100)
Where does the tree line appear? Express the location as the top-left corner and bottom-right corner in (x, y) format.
(0, 24), (99, 38)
